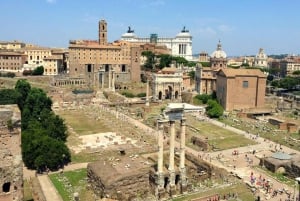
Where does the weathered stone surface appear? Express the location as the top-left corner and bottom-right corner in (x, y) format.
(0, 105), (23, 201)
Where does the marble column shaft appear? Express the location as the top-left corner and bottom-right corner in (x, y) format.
(169, 121), (175, 172)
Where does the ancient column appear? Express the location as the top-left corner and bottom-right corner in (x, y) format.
(157, 121), (164, 174)
(169, 120), (176, 186)
(111, 70), (115, 92)
(108, 66), (111, 90)
(180, 116), (187, 190)
(145, 80), (150, 106)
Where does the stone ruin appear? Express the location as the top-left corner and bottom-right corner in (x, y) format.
(260, 152), (300, 178)
(87, 104), (228, 200)
(0, 105), (23, 201)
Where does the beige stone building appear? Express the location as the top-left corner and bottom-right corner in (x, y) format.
(195, 41), (228, 95)
(216, 68), (266, 111)
(0, 105), (23, 201)
(0, 41), (24, 50)
(152, 67), (183, 101)
(68, 20), (141, 89)
(0, 52), (26, 73)
(280, 56), (300, 77)
(43, 55), (63, 75)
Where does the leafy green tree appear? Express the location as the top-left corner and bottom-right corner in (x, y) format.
(292, 70), (300, 75)
(158, 54), (172, 69)
(195, 94), (212, 104)
(206, 100), (224, 118)
(142, 51), (155, 70)
(15, 79), (31, 111)
(32, 66), (44, 75)
(22, 130), (70, 171)
(188, 71), (195, 80)
(0, 89), (20, 105)
(200, 62), (211, 67)
(172, 56), (188, 66)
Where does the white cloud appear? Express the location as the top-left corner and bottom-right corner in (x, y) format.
(46, 0), (56, 4)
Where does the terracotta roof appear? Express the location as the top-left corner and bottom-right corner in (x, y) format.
(218, 68), (266, 78)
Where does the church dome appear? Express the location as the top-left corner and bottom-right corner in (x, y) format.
(211, 41), (227, 58)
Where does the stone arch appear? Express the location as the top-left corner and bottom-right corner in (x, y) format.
(175, 91), (179, 99)
(158, 91), (162, 100)
(2, 182), (10, 192)
(175, 174), (180, 185)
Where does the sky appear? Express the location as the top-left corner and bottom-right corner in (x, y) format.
(1, 0), (300, 56)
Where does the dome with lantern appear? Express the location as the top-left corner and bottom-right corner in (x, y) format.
(211, 40), (227, 58)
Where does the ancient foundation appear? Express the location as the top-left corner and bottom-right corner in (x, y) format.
(0, 105), (23, 201)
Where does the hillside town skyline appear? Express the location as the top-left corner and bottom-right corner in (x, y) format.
(1, 0), (300, 56)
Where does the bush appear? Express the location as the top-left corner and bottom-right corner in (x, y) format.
(32, 66), (44, 75)
(206, 100), (224, 118)
(0, 72), (16, 78)
(23, 70), (33, 76)
(136, 92), (146, 97)
(122, 91), (135, 98)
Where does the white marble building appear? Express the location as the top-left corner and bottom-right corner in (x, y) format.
(121, 27), (193, 61)
(254, 48), (268, 67)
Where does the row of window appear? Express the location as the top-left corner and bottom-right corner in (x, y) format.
(0, 56), (21, 60)
(0, 62), (21, 65)
(0, 67), (20, 70)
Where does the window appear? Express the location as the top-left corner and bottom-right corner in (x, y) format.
(243, 81), (249, 88)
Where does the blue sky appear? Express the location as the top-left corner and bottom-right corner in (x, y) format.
(1, 0), (300, 56)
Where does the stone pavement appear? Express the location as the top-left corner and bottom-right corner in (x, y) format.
(37, 174), (63, 201)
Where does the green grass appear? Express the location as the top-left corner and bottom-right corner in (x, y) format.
(172, 182), (255, 201)
(187, 117), (257, 150)
(56, 110), (112, 135)
(49, 168), (88, 201)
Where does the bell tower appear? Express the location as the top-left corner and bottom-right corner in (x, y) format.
(99, 20), (107, 45)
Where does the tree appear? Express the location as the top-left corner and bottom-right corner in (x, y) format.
(206, 100), (224, 118)
(158, 54), (172, 69)
(195, 94), (211, 104)
(32, 66), (44, 75)
(188, 71), (195, 80)
(15, 79), (31, 111)
(22, 130), (70, 171)
(142, 51), (155, 70)
(0, 89), (20, 105)
(292, 70), (300, 76)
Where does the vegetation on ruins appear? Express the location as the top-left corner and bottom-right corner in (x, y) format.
(0, 79), (70, 171)
(206, 99), (224, 118)
(22, 66), (44, 76)
(142, 51), (194, 70)
(0, 71), (16, 78)
(271, 76), (300, 90)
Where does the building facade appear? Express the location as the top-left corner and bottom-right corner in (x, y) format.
(121, 26), (193, 61)
(216, 68), (266, 111)
(152, 67), (183, 101)
(0, 52), (27, 73)
(67, 20), (141, 89)
(280, 56), (300, 77)
(210, 41), (227, 70)
(195, 41), (228, 94)
(253, 48), (268, 67)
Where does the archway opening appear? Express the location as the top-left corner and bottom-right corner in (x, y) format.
(3, 182), (10, 193)
(164, 177), (169, 189)
(175, 175), (180, 185)
(175, 91), (179, 99)
(158, 91), (162, 100)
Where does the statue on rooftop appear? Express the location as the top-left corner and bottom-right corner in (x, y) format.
(182, 26), (189, 33)
(127, 26), (134, 33)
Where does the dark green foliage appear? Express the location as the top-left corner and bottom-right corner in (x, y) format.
(22, 130), (70, 171)
(15, 81), (71, 171)
(0, 89), (20, 104)
(187, 61), (197, 67)
(142, 51), (155, 70)
(194, 94), (212, 104)
(22, 70), (33, 76)
(206, 99), (224, 118)
(0, 72), (16, 78)
(200, 62), (211, 67)
(121, 91), (135, 98)
(15, 79), (31, 111)
(267, 75), (274, 81)
(188, 71), (195, 80)
(271, 76), (300, 90)
(136, 92), (146, 97)
(32, 66), (44, 75)
(158, 54), (172, 69)
(292, 70), (300, 75)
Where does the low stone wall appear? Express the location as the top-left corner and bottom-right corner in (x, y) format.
(87, 165), (151, 201)
(191, 136), (209, 151)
